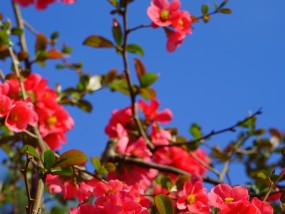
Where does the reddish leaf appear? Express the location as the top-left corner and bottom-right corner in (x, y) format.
(47, 49), (64, 59)
(83, 35), (114, 48)
(140, 87), (156, 100)
(57, 150), (88, 167)
(35, 33), (48, 52)
(134, 58), (146, 83)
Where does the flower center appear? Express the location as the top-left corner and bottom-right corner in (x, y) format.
(224, 197), (234, 203)
(187, 193), (196, 204)
(178, 19), (184, 26)
(47, 116), (57, 126)
(160, 9), (170, 21)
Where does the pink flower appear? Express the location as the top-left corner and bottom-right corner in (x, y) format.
(14, 0), (75, 9)
(125, 137), (152, 159)
(5, 101), (38, 132)
(70, 204), (100, 214)
(166, 31), (186, 52)
(46, 174), (95, 203)
(93, 180), (150, 214)
(147, 0), (181, 27)
(150, 124), (172, 146)
(177, 179), (210, 213)
(208, 184), (249, 209)
(0, 95), (12, 117)
(172, 10), (192, 34)
(139, 99), (172, 124)
(154, 147), (210, 176)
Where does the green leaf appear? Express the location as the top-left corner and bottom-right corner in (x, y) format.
(140, 87), (156, 100)
(44, 150), (56, 170)
(57, 150), (88, 168)
(256, 171), (273, 187)
(51, 166), (73, 177)
(154, 194), (174, 214)
(219, 8), (232, 14)
(77, 75), (90, 91)
(0, 30), (9, 46)
(112, 18), (123, 45)
(10, 27), (23, 36)
(189, 123), (202, 139)
(108, 79), (130, 95)
(83, 35), (114, 48)
(108, 0), (117, 7)
(201, 4), (209, 14)
(126, 44), (144, 56)
(77, 99), (93, 112)
(20, 145), (40, 160)
(140, 72), (159, 88)
(51, 31), (59, 40)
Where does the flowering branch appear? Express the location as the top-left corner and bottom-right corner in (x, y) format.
(121, 5), (154, 150)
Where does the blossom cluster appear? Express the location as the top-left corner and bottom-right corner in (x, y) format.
(4, 73), (74, 150)
(147, 0), (192, 52)
(13, 0), (75, 10)
(44, 98), (275, 213)
(0, 82), (38, 132)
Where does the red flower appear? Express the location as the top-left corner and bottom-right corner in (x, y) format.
(139, 99), (173, 124)
(172, 10), (192, 35)
(0, 95), (12, 117)
(5, 101), (38, 132)
(166, 31), (186, 52)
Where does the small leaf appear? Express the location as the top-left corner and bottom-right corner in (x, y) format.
(47, 49), (64, 59)
(51, 31), (59, 40)
(57, 150), (88, 168)
(62, 45), (73, 54)
(20, 145), (40, 160)
(189, 123), (202, 139)
(134, 58), (146, 83)
(126, 44), (144, 56)
(44, 149), (56, 170)
(219, 8), (232, 14)
(0, 31), (9, 46)
(201, 4), (209, 15)
(202, 14), (211, 23)
(83, 35), (114, 48)
(154, 194), (174, 214)
(108, 0), (117, 7)
(140, 87), (156, 100)
(256, 171), (273, 187)
(108, 79), (130, 95)
(112, 18), (123, 45)
(51, 166), (73, 177)
(140, 72), (158, 88)
(35, 33), (48, 52)
(77, 99), (93, 112)
(10, 27), (23, 36)
(269, 128), (282, 140)
(17, 51), (29, 61)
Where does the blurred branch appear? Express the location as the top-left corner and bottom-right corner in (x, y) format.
(121, 5), (154, 150)
(114, 155), (222, 185)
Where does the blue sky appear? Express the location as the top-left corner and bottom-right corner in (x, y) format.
(1, 0), (285, 185)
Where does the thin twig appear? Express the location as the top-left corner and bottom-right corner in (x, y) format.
(127, 24), (152, 34)
(20, 153), (34, 214)
(189, 151), (220, 176)
(263, 170), (285, 201)
(23, 20), (39, 35)
(155, 108), (262, 150)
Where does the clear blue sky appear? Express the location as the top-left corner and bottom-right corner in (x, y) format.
(1, 0), (285, 185)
